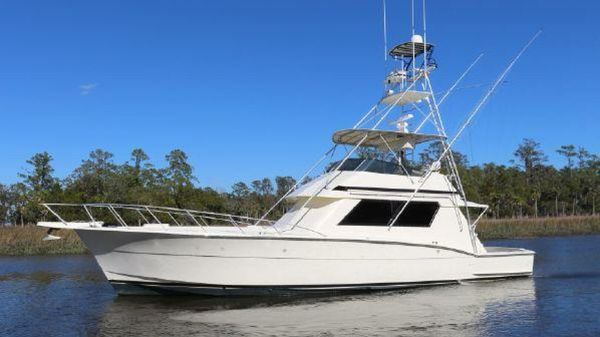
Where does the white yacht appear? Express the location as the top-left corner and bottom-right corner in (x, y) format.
(37, 5), (537, 295)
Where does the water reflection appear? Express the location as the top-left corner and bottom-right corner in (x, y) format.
(97, 279), (536, 337)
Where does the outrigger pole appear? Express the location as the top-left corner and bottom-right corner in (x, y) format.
(436, 30), (543, 162)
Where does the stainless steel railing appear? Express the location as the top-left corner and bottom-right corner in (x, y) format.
(42, 203), (275, 233)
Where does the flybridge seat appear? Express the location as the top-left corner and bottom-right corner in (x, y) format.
(333, 129), (444, 151)
(381, 90), (430, 106)
(389, 41), (433, 58)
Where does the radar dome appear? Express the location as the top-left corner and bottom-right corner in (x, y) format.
(411, 34), (423, 43)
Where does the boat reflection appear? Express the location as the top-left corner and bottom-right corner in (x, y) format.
(97, 279), (536, 337)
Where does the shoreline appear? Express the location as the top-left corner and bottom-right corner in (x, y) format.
(1, 215), (599, 256)
(476, 215), (600, 240)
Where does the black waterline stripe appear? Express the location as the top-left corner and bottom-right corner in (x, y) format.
(109, 274), (531, 290)
(111, 279), (459, 289)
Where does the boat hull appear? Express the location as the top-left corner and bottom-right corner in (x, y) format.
(75, 229), (534, 296)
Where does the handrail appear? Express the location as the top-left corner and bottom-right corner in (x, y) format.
(41, 203), (275, 232)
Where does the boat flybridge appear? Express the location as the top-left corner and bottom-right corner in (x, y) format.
(37, 10), (537, 295)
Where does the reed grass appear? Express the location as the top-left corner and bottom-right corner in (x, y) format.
(477, 215), (600, 240)
(1, 216), (599, 255)
(0, 226), (87, 256)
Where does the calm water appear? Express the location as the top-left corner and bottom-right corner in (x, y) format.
(1, 236), (600, 337)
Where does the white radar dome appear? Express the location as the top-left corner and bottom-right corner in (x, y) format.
(411, 34), (423, 43)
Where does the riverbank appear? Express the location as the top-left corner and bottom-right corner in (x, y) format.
(0, 226), (86, 256)
(1, 215), (599, 255)
(476, 215), (600, 240)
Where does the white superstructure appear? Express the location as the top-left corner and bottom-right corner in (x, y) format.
(37, 2), (537, 295)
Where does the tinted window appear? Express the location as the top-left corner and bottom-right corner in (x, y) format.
(326, 159), (402, 174)
(338, 200), (438, 227)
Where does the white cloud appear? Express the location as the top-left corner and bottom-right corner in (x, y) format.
(79, 83), (97, 95)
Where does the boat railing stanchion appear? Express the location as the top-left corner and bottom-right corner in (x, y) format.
(197, 214), (210, 228)
(107, 205), (128, 227)
(136, 209), (151, 225)
(184, 210), (206, 231)
(82, 205), (97, 225)
(227, 215), (245, 233)
(470, 205), (488, 231)
(167, 212), (182, 226)
(42, 203), (70, 227)
(144, 206), (162, 224)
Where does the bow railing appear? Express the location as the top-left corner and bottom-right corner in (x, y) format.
(42, 203), (275, 233)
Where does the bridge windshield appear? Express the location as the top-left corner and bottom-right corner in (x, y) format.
(326, 158), (407, 175)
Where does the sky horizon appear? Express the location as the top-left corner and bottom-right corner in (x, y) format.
(0, 0), (598, 190)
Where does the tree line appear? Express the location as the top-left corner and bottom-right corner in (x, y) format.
(0, 139), (598, 225)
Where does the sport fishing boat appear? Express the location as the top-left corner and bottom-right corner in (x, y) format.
(37, 3), (537, 295)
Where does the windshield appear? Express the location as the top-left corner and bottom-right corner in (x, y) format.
(326, 158), (405, 175)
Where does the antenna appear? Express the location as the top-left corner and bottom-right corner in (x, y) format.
(422, 0), (427, 65)
(383, 0), (388, 61)
(411, 0), (416, 80)
(411, 0), (415, 36)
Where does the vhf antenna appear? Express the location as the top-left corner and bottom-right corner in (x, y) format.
(383, 0), (388, 61)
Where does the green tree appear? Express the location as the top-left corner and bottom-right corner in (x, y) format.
(556, 144), (581, 215)
(18, 152), (57, 193)
(9, 183), (29, 226)
(0, 183), (10, 225)
(557, 144), (577, 169)
(514, 139), (547, 178)
(66, 149), (117, 202)
(229, 181), (257, 216)
(131, 148), (150, 171)
(17, 152), (61, 223)
(513, 139), (547, 217)
(164, 149), (196, 208)
(275, 176), (296, 197)
(232, 182), (250, 199)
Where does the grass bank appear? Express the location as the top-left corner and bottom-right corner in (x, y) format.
(1, 215), (599, 255)
(0, 226), (87, 256)
(477, 215), (600, 240)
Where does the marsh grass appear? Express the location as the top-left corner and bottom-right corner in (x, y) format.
(0, 226), (86, 256)
(477, 215), (600, 240)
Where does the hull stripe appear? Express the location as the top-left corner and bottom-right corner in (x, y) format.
(75, 229), (535, 258)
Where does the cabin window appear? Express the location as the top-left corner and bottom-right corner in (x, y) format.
(338, 200), (438, 227)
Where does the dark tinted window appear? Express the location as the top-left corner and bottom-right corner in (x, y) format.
(338, 200), (438, 227)
(326, 159), (402, 174)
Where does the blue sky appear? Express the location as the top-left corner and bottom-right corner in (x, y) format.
(0, 0), (598, 190)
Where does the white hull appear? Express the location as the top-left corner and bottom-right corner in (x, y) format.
(74, 228), (534, 295)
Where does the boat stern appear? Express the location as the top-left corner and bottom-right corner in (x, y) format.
(470, 247), (535, 280)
